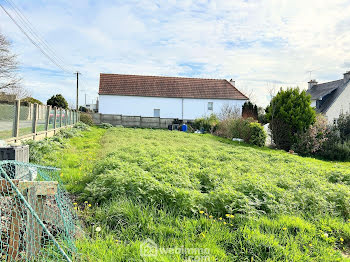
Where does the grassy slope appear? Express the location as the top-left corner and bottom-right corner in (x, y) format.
(40, 127), (350, 261)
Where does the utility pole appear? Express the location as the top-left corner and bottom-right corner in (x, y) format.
(75, 72), (81, 111)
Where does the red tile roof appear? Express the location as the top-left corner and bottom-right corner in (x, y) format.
(99, 73), (248, 100)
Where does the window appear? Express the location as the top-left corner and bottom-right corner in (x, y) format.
(208, 102), (213, 111)
(154, 109), (160, 117)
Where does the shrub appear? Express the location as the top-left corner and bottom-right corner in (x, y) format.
(216, 118), (252, 140)
(216, 118), (266, 146)
(337, 114), (350, 141)
(266, 88), (316, 150)
(248, 122), (267, 147)
(292, 114), (329, 156)
(316, 113), (350, 161)
(319, 139), (350, 161)
(99, 123), (113, 129)
(74, 122), (91, 131)
(242, 101), (258, 120)
(80, 113), (93, 126)
(193, 114), (219, 133)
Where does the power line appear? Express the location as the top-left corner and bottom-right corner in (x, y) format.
(5, 0), (74, 73)
(0, 1), (72, 74)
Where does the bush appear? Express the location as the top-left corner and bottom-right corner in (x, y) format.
(316, 113), (350, 161)
(266, 88), (316, 150)
(99, 123), (113, 129)
(319, 138), (350, 161)
(292, 114), (329, 156)
(80, 113), (93, 126)
(216, 118), (252, 140)
(248, 122), (267, 147)
(74, 122), (91, 131)
(216, 118), (266, 147)
(337, 114), (350, 141)
(193, 114), (219, 133)
(242, 101), (258, 120)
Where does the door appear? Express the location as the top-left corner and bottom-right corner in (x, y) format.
(154, 109), (160, 117)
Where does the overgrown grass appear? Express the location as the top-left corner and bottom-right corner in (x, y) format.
(38, 127), (350, 261)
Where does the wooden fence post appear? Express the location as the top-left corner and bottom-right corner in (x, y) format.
(53, 107), (57, 129)
(32, 104), (38, 135)
(12, 100), (20, 138)
(44, 105), (51, 131)
(65, 109), (68, 126)
(59, 108), (62, 128)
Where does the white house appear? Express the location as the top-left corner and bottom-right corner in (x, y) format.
(307, 71), (350, 123)
(98, 73), (248, 120)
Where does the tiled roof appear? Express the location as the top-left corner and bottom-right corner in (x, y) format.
(306, 78), (349, 113)
(307, 79), (343, 100)
(99, 73), (248, 100)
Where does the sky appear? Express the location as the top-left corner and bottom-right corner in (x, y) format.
(1, 0), (350, 107)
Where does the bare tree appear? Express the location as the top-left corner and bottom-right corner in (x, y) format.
(239, 86), (257, 104)
(218, 103), (241, 120)
(0, 32), (21, 91)
(6, 86), (31, 99)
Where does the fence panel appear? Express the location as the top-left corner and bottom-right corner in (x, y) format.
(36, 104), (46, 133)
(18, 102), (32, 137)
(0, 103), (15, 140)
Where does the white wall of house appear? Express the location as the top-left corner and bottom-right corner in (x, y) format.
(311, 100), (317, 108)
(99, 95), (246, 119)
(325, 82), (350, 122)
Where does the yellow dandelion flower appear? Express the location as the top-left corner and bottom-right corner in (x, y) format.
(230, 224), (233, 226)
(84, 201), (88, 204)
(340, 238), (344, 242)
(73, 202), (78, 205)
(209, 215), (213, 219)
(201, 233), (205, 238)
(74, 207), (78, 210)
(88, 204), (92, 207)
(223, 222), (226, 225)
(282, 227), (287, 231)
(225, 214), (230, 218)
(205, 213), (208, 216)
(309, 243), (312, 247)
(199, 211), (204, 214)
(219, 217), (222, 220)
(230, 215), (235, 218)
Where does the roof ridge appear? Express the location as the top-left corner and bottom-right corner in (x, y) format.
(99, 73), (227, 82)
(315, 78), (342, 86)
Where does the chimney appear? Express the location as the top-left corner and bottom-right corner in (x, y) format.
(308, 79), (317, 89)
(344, 71), (350, 83)
(229, 79), (235, 86)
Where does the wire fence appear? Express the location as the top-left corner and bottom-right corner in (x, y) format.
(0, 101), (79, 143)
(0, 103), (15, 140)
(0, 161), (78, 261)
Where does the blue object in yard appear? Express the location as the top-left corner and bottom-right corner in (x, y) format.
(181, 124), (188, 132)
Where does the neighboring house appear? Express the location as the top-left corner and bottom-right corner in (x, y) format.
(98, 73), (248, 119)
(307, 71), (350, 123)
(85, 103), (98, 112)
(0, 92), (16, 103)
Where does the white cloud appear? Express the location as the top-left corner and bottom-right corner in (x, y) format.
(1, 0), (350, 106)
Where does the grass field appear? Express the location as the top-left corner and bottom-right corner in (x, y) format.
(37, 127), (350, 261)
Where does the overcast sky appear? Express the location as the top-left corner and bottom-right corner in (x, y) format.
(1, 0), (350, 107)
